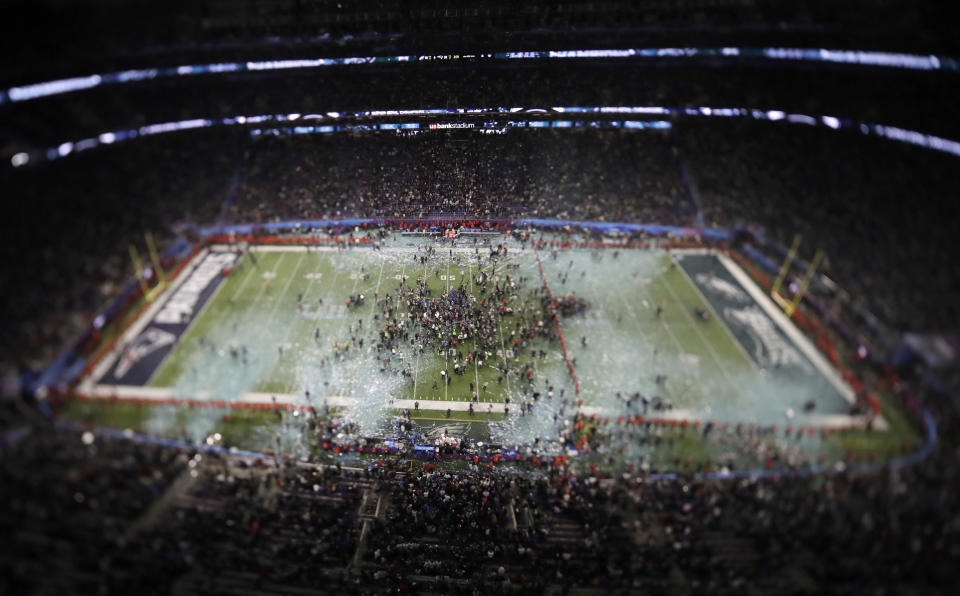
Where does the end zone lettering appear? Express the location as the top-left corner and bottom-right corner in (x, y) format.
(156, 252), (237, 324)
(103, 250), (238, 385)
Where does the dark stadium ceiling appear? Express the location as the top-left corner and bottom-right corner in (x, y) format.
(11, 104), (959, 172)
(0, 0), (956, 84)
(1, 1), (958, 163)
(2, 59), (958, 155)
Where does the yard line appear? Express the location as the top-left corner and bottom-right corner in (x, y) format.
(468, 251), (474, 294)
(411, 259), (429, 403)
(264, 252), (307, 324)
(251, 252), (307, 390)
(143, 259), (258, 387)
(192, 250), (281, 338)
(206, 251), (288, 338)
(671, 255), (760, 372)
(512, 254), (541, 382)
(227, 255), (259, 301)
(619, 257), (684, 355)
(161, 252), (289, 391)
(444, 252), (451, 403)
(260, 251), (328, 386)
(579, 253), (694, 407)
(490, 258), (513, 399)
(327, 256), (365, 400)
(606, 265), (658, 350)
(370, 251), (386, 299)
(659, 263), (740, 393)
(246, 252), (290, 310)
(573, 253), (676, 404)
(472, 256), (481, 405)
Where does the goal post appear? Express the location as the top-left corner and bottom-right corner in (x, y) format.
(129, 231), (168, 303)
(770, 234), (801, 297)
(770, 234), (824, 318)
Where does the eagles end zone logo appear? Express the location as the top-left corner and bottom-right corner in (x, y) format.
(114, 328), (176, 379)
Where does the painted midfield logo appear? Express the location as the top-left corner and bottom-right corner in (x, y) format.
(114, 328), (176, 378)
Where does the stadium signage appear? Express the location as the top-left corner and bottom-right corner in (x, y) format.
(429, 122), (474, 129)
(105, 251), (238, 385)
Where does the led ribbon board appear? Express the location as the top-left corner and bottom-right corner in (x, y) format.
(9, 105), (960, 170)
(1, 47), (955, 105)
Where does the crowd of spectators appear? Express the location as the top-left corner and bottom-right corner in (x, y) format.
(676, 119), (959, 335)
(0, 428), (189, 594)
(2, 118), (957, 388)
(0, 131), (243, 373)
(2, 4), (959, 591)
(1, 364), (956, 593)
(235, 130), (691, 223)
(0, 116), (960, 593)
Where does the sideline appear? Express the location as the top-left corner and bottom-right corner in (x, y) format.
(716, 252), (888, 431)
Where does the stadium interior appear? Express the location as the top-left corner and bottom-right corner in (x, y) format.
(1, 1), (959, 593)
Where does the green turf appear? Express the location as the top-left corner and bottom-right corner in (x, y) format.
(149, 246), (569, 406)
(148, 246), (753, 408)
(74, 238), (922, 470)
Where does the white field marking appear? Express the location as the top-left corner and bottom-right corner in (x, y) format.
(173, 253), (297, 394)
(665, 247), (715, 256)
(625, 265), (671, 351)
(238, 252), (288, 311)
(444, 253), (455, 403)
(249, 245), (340, 252)
(265, 252), (307, 323)
(373, 254), (385, 296)
(472, 257), (482, 404)
(603, 260), (657, 351)
(652, 290), (687, 357)
(581, 254), (706, 408)
(411, 259), (429, 402)
(366, 245), (493, 256)
(227, 254), (261, 300)
(164, 252), (290, 393)
(670, 254), (761, 372)
(80, 384), (878, 431)
(659, 263), (741, 391)
(304, 251), (343, 341)
(576, 256), (656, 402)
(514, 253), (540, 383)
(86, 384), (174, 399)
(717, 255), (850, 403)
(717, 253), (888, 431)
(325, 256), (365, 400)
(805, 413), (883, 429)
(88, 247), (212, 384)
(198, 249), (269, 335)
(141, 263), (253, 387)
(490, 259), (513, 398)
(262, 250), (327, 383)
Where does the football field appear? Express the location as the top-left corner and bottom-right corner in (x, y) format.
(81, 232), (876, 454)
